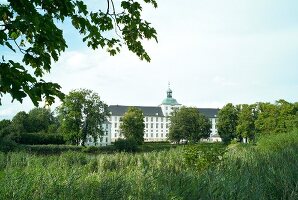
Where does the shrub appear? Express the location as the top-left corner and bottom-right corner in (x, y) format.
(183, 143), (226, 171)
(114, 138), (138, 152)
(18, 133), (65, 145)
(0, 136), (18, 152)
(23, 145), (83, 155)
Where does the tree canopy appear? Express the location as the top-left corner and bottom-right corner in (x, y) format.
(217, 103), (238, 143)
(236, 104), (257, 142)
(0, 0), (158, 106)
(57, 88), (109, 145)
(168, 107), (211, 143)
(120, 107), (145, 145)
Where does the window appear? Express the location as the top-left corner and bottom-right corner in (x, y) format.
(161, 133), (163, 137)
(146, 123), (148, 128)
(156, 123), (158, 128)
(151, 117), (153, 122)
(114, 116), (117, 121)
(166, 123), (169, 128)
(151, 130), (153, 132)
(106, 138), (108, 142)
(146, 134), (148, 137)
(151, 133), (153, 137)
(146, 117), (148, 122)
(166, 106), (168, 110)
(156, 133), (158, 137)
(151, 123), (153, 128)
(156, 117), (158, 122)
(166, 134), (168, 137)
(161, 123), (163, 128)
(100, 137), (103, 142)
(114, 133), (117, 137)
(115, 123), (117, 128)
(161, 118), (163, 122)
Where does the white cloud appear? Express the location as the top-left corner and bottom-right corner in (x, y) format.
(1, 0), (298, 119)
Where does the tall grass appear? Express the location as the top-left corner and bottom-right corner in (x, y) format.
(0, 130), (298, 199)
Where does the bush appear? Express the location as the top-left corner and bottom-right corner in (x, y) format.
(114, 138), (138, 152)
(0, 136), (18, 152)
(183, 143), (226, 171)
(22, 145), (83, 155)
(18, 133), (65, 145)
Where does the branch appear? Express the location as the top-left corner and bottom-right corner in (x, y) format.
(106, 0), (110, 15)
(110, 0), (123, 39)
(7, 38), (26, 54)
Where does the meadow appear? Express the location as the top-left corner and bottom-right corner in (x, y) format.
(0, 130), (298, 199)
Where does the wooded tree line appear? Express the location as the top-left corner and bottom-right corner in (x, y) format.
(217, 100), (298, 143)
(0, 89), (109, 147)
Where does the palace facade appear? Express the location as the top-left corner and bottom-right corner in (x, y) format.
(108, 87), (221, 142)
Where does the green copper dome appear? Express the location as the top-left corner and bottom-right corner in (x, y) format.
(162, 97), (180, 105)
(161, 85), (180, 105)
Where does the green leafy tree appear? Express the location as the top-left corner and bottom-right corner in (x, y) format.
(275, 99), (298, 133)
(169, 107), (211, 143)
(58, 89), (109, 145)
(26, 107), (55, 133)
(0, 0), (157, 106)
(0, 119), (11, 137)
(255, 100), (298, 135)
(0, 119), (11, 131)
(217, 103), (238, 143)
(236, 104), (257, 143)
(255, 102), (277, 134)
(10, 111), (29, 133)
(120, 107), (145, 145)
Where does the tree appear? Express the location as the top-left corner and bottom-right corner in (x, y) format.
(236, 104), (257, 143)
(10, 111), (29, 133)
(0, 119), (11, 137)
(120, 107), (145, 145)
(217, 103), (238, 143)
(169, 107), (211, 143)
(26, 107), (55, 133)
(58, 89), (109, 145)
(255, 100), (298, 135)
(0, 0), (158, 106)
(254, 102), (278, 134)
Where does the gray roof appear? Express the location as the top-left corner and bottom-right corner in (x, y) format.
(198, 108), (220, 118)
(109, 105), (164, 117)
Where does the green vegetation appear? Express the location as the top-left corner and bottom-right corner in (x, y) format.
(217, 103), (239, 143)
(218, 100), (298, 143)
(0, 130), (297, 199)
(0, 0), (157, 106)
(120, 107), (145, 145)
(169, 106), (211, 143)
(57, 89), (109, 145)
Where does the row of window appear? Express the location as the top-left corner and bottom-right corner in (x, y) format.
(145, 133), (168, 138)
(145, 123), (169, 129)
(113, 122), (170, 129)
(88, 137), (109, 143)
(110, 116), (170, 122)
(114, 132), (168, 138)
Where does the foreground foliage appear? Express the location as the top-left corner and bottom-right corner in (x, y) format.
(0, 130), (298, 199)
(0, 0), (157, 105)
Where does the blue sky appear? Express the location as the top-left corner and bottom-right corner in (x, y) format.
(1, 0), (298, 119)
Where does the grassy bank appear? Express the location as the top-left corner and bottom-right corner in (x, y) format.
(0, 130), (297, 199)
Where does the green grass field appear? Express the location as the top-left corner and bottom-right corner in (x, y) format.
(0, 130), (298, 199)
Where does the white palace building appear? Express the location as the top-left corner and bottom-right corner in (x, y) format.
(107, 86), (222, 143)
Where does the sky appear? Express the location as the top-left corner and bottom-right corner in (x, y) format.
(1, 0), (298, 119)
